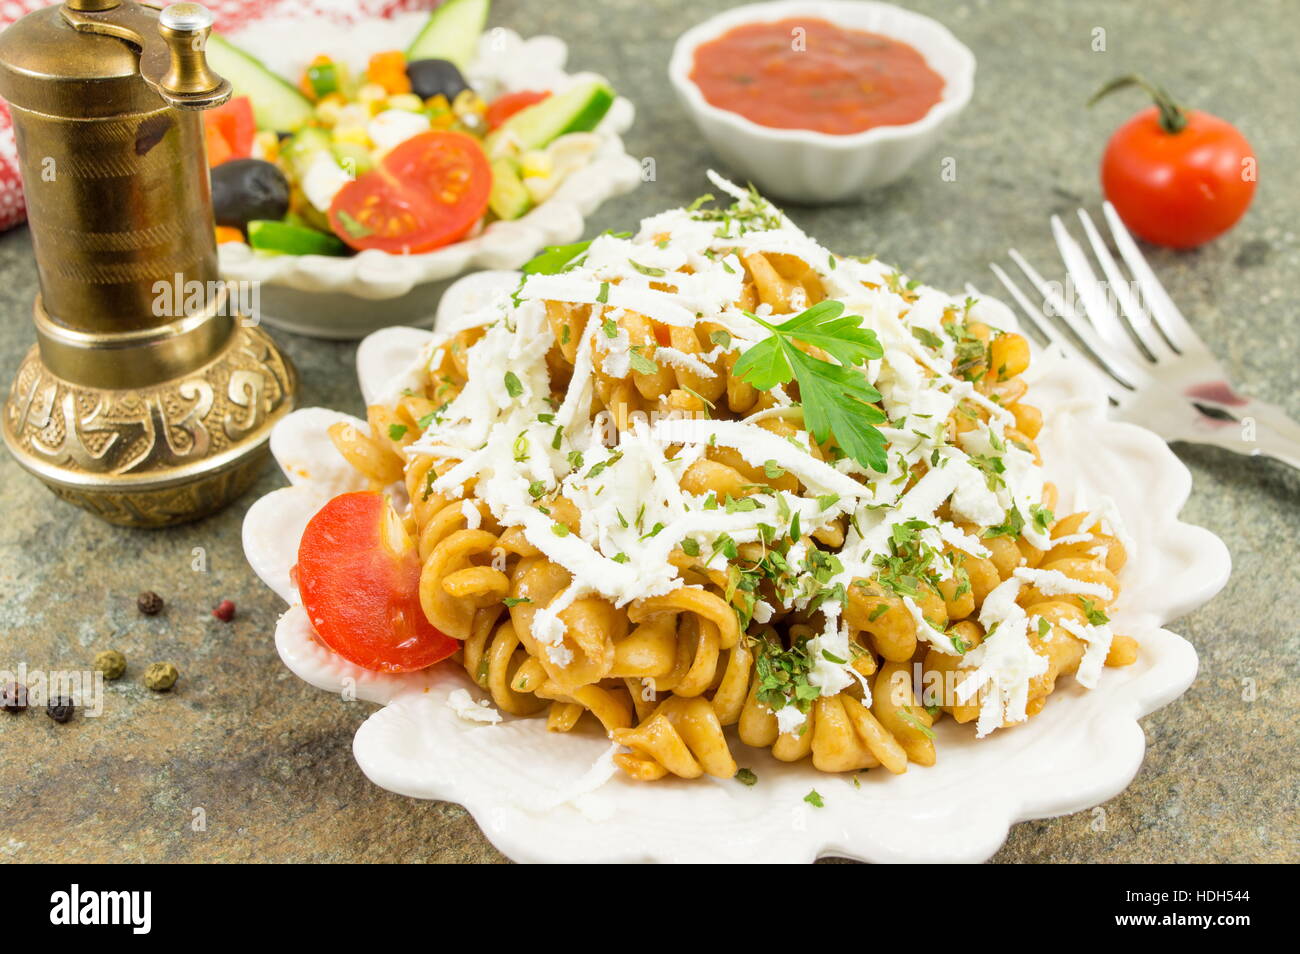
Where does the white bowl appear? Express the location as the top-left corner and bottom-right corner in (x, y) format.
(216, 12), (642, 339)
(668, 1), (976, 203)
(241, 273), (1231, 864)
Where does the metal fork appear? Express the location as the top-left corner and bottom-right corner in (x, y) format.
(988, 202), (1300, 470)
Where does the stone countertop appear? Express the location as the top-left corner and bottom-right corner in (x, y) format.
(1, 0), (1296, 864)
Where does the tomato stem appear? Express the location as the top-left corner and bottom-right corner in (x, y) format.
(1089, 74), (1188, 134)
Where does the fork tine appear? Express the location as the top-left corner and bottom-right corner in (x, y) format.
(964, 279), (1054, 348)
(981, 269), (1056, 346)
(1075, 208), (1176, 362)
(1101, 202), (1206, 356)
(987, 264), (1129, 405)
(1049, 214), (1151, 368)
(962, 280), (1040, 342)
(1006, 247), (1144, 391)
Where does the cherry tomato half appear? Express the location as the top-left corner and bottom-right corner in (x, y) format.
(328, 130), (491, 254)
(1094, 78), (1256, 249)
(296, 491), (457, 673)
(485, 89), (551, 130)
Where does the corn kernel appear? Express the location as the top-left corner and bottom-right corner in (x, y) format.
(314, 94), (346, 126)
(358, 83), (389, 107)
(519, 150), (552, 179)
(336, 103), (371, 129)
(252, 130), (280, 163)
(333, 126), (372, 149)
(383, 93), (421, 113)
(452, 88), (486, 117)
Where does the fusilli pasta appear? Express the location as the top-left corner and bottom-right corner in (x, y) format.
(320, 175), (1139, 783)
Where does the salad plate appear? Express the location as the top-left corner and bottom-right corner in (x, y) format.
(243, 252), (1229, 863)
(214, 7), (641, 338)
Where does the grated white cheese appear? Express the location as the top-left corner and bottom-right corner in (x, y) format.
(957, 577), (1047, 737)
(1059, 617), (1114, 689)
(446, 688), (502, 725)
(397, 173), (1111, 723)
(1013, 566), (1113, 601)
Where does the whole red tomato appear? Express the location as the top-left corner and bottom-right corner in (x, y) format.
(1093, 76), (1257, 249)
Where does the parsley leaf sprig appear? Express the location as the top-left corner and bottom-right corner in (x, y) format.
(732, 301), (888, 473)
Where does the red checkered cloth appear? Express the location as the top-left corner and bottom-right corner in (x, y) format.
(0, 0), (438, 231)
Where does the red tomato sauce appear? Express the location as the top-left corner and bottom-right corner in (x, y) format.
(690, 18), (945, 135)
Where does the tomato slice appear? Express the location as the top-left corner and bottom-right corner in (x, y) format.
(328, 130), (491, 254)
(204, 95), (255, 166)
(204, 123), (233, 167)
(296, 491), (457, 672)
(485, 90), (551, 130)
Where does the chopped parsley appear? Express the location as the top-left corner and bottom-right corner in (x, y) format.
(733, 301), (887, 473)
(752, 632), (821, 717)
(1080, 598), (1110, 626)
(629, 260), (666, 277)
(628, 347), (659, 375)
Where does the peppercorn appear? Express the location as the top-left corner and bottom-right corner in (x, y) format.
(94, 649), (127, 681)
(143, 662), (179, 692)
(212, 599), (236, 622)
(1, 681), (28, 713)
(137, 590), (164, 615)
(46, 697), (74, 723)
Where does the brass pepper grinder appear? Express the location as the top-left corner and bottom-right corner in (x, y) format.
(0, 1), (296, 527)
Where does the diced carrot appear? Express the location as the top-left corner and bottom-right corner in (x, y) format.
(215, 225), (244, 245)
(367, 50), (411, 96)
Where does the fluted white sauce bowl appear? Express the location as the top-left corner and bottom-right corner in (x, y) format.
(669, 1), (975, 203)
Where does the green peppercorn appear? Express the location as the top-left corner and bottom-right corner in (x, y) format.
(94, 649), (127, 681)
(143, 662), (179, 692)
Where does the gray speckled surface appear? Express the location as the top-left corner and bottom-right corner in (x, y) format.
(1, 0), (1296, 864)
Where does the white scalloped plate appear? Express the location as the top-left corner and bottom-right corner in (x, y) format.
(241, 275), (1230, 863)
(217, 12), (642, 335)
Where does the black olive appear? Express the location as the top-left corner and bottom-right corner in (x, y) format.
(406, 58), (470, 102)
(211, 158), (290, 231)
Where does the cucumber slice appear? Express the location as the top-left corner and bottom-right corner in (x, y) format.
(206, 33), (314, 133)
(331, 142), (375, 178)
(282, 127), (332, 182)
(248, 220), (348, 256)
(488, 158), (532, 220)
(406, 0), (490, 71)
(484, 80), (615, 155)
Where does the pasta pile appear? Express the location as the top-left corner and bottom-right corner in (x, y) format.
(328, 174), (1139, 782)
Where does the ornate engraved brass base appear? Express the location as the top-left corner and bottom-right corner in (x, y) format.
(3, 321), (296, 528)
